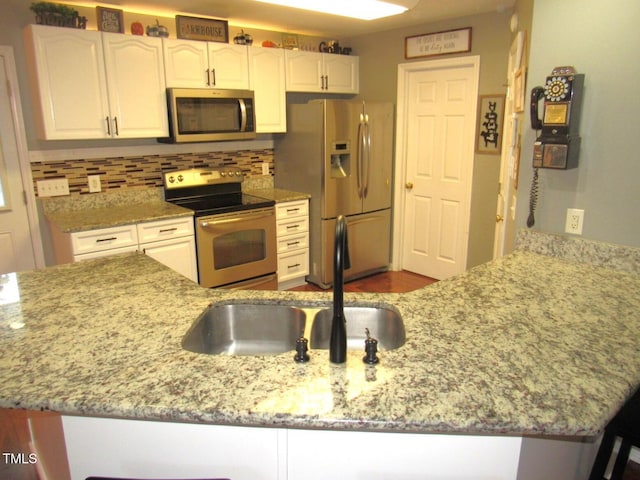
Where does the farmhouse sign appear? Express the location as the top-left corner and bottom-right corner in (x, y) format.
(405, 27), (472, 59)
(176, 15), (229, 43)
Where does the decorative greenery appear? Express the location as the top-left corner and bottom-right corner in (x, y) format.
(30, 2), (86, 29)
(30, 2), (76, 16)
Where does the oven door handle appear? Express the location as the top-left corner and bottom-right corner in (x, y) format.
(199, 211), (273, 228)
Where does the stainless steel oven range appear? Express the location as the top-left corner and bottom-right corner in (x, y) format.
(163, 167), (277, 289)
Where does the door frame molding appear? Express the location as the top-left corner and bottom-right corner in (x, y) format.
(0, 45), (45, 269)
(391, 55), (480, 271)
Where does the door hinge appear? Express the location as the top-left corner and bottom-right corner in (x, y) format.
(22, 190), (28, 205)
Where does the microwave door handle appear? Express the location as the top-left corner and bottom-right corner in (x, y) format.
(238, 99), (247, 132)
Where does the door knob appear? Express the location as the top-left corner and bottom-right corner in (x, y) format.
(405, 182), (414, 189)
(496, 214), (504, 223)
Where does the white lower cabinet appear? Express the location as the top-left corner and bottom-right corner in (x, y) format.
(276, 200), (309, 289)
(60, 415), (599, 480)
(49, 216), (196, 282)
(62, 416), (283, 480)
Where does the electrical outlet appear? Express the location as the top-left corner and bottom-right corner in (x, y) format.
(88, 175), (102, 193)
(565, 208), (584, 235)
(261, 162), (270, 176)
(36, 178), (69, 197)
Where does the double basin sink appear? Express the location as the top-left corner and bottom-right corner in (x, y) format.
(182, 302), (405, 356)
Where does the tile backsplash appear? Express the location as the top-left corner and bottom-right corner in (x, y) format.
(30, 149), (274, 196)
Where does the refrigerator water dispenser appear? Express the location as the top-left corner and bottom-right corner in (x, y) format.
(330, 141), (350, 178)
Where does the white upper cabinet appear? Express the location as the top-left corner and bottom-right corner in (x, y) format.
(249, 47), (286, 133)
(162, 38), (208, 88)
(102, 32), (169, 139)
(323, 53), (360, 93)
(208, 43), (250, 89)
(24, 25), (109, 140)
(285, 50), (359, 94)
(163, 38), (249, 89)
(23, 24), (168, 140)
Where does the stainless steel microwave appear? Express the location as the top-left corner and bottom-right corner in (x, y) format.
(159, 88), (256, 143)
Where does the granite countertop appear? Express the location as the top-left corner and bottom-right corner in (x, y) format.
(1, 231), (639, 438)
(42, 185), (308, 233)
(244, 187), (311, 203)
(41, 188), (193, 233)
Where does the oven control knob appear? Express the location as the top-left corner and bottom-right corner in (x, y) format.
(235, 171), (242, 176)
(220, 171), (226, 177)
(168, 175), (175, 183)
(177, 174), (184, 182)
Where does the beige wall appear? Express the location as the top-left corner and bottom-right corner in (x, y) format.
(347, 11), (513, 268)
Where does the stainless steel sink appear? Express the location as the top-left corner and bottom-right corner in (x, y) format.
(182, 303), (306, 355)
(309, 306), (405, 351)
(182, 302), (405, 356)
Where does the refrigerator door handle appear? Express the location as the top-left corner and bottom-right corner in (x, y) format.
(363, 115), (371, 199)
(357, 114), (365, 198)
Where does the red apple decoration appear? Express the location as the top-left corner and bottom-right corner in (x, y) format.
(131, 21), (144, 35)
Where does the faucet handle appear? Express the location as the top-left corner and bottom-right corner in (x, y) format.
(294, 335), (310, 363)
(363, 329), (379, 364)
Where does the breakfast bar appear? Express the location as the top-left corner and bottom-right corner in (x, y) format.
(1, 230), (639, 479)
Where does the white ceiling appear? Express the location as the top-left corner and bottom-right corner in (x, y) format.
(56, 0), (515, 37)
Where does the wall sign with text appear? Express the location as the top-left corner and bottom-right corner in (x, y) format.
(475, 94), (506, 155)
(405, 27), (472, 59)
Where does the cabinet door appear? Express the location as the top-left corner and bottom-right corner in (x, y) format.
(285, 50), (324, 92)
(163, 38), (209, 88)
(141, 236), (197, 282)
(23, 25), (110, 140)
(324, 54), (359, 93)
(249, 47), (286, 132)
(102, 33), (169, 138)
(208, 43), (249, 89)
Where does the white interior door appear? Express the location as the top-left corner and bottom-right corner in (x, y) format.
(393, 56), (479, 280)
(0, 47), (41, 274)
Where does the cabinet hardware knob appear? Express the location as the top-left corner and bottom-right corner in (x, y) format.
(405, 182), (414, 189)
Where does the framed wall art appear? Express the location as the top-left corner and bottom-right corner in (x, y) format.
(475, 94), (506, 155)
(96, 7), (124, 33)
(513, 67), (526, 113)
(405, 27), (471, 59)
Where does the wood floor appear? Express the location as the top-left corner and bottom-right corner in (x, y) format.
(288, 269), (438, 293)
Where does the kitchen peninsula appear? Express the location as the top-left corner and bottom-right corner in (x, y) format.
(1, 230), (639, 479)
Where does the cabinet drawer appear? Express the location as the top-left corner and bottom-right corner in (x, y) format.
(136, 217), (194, 243)
(71, 225), (138, 255)
(73, 245), (139, 262)
(276, 200), (308, 220)
(276, 216), (309, 237)
(278, 249), (309, 282)
(277, 232), (309, 254)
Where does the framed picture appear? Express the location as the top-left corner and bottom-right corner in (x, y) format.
(405, 27), (471, 59)
(281, 33), (299, 50)
(513, 66), (526, 113)
(96, 7), (124, 33)
(475, 94), (506, 155)
(176, 15), (228, 43)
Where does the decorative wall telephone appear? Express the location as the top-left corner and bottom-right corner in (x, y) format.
(530, 66), (585, 169)
(527, 66), (585, 227)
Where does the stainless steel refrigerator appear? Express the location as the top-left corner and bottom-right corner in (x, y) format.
(274, 99), (394, 288)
